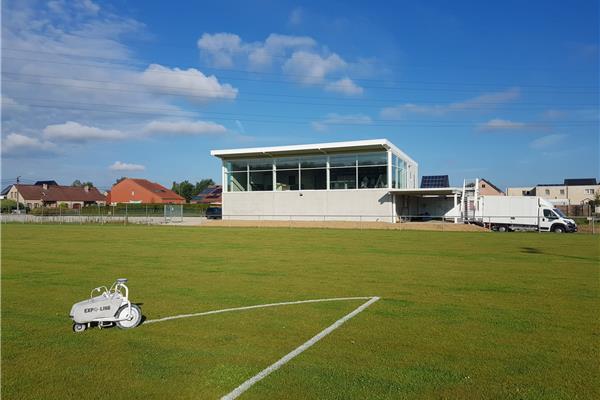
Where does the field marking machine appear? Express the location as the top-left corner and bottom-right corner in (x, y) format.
(69, 278), (142, 333)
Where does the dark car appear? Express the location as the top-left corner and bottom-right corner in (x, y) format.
(205, 207), (222, 220)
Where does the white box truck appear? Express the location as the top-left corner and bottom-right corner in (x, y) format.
(474, 196), (577, 233)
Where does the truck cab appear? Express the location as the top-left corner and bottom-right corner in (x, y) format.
(539, 206), (577, 233)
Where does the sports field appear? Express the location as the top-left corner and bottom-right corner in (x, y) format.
(1, 225), (598, 399)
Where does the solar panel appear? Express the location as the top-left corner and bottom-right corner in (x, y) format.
(420, 175), (449, 188)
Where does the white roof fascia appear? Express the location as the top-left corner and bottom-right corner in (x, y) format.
(211, 138), (417, 165)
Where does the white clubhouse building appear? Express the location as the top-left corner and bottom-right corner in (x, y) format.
(211, 139), (421, 222)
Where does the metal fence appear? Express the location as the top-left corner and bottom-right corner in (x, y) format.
(1, 209), (597, 233)
(0, 204), (202, 225)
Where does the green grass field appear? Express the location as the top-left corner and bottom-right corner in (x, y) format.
(1, 225), (598, 399)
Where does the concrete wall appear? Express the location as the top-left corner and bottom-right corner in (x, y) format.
(223, 189), (394, 222)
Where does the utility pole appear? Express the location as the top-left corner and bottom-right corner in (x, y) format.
(16, 176), (21, 214)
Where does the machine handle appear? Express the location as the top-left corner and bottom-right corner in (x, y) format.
(90, 286), (109, 298)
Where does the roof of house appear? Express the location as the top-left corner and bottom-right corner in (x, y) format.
(563, 178), (597, 186)
(191, 185), (222, 200)
(14, 184), (105, 202)
(127, 179), (184, 201)
(211, 139), (417, 165)
(1, 185), (13, 196)
(480, 178), (504, 194)
(34, 180), (58, 186)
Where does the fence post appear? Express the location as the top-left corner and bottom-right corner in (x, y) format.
(125, 204), (128, 225)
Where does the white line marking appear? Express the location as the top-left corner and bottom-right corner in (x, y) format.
(220, 296), (380, 400)
(143, 296), (375, 325)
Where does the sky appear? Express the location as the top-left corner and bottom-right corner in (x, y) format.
(1, 0), (598, 192)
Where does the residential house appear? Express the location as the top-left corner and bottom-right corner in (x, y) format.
(109, 178), (184, 204)
(190, 185), (222, 205)
(478, 178), (505, 196)
(4, 181), (106, 209)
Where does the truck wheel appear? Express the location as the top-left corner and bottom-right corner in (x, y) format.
(116, 304), (142, 329)
(497, 225), (508, 232)
(73, 323), (86, 333)
(552, 225), (565, 233)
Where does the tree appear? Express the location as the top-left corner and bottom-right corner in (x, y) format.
(72, 180), (94, 187)
(115, 177), (127, 185)
(173, 179), (216, 202)
(179, 181), (195, 202)
(194, 179), (215, 195)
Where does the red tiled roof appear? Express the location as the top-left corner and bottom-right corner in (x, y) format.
(14, 184), (106, 202)
(129, 179), (184, 201)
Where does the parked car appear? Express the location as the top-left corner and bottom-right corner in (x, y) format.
(205, 206), (222, 220)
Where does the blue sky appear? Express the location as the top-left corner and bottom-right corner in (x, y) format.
(1, 0), (598, 192)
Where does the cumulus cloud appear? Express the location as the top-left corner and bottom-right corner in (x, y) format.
(43, 121), (127, 142)
(2, 133), (58, 157)
(380, 87), (521, 119)
(109, 161), (145, 172)
(324, 77), (364, 96)
(143, 120), (227, 135)
(283, 51), (346, 84)
(312, 113), (372, 132)
(197, 33), (243, 67)
(139, 64), (238, 102)
(198, 32), (316, 69)
(530, 134), (567, 149)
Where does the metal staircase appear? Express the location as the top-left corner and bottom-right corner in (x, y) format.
(461, 178), (479, 223)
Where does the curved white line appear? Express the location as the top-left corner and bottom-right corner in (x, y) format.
(144, 296), (375, 325)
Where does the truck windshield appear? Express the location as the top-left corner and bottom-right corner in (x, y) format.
(553, 208), (566, 218)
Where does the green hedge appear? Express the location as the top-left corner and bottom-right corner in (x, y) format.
(0, 199), (28, 213)
(28, 203), (211, 216)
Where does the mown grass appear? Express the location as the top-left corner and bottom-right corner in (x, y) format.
(1, 224), (598, 399)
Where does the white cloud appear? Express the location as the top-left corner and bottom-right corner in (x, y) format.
(1, 96), (27, 112)
(2, 133), (58, 157)
(139, 64), (238, 102)
(312, 113), (372, 132)
(288, 7), (304, 26)
(530, 134), (567, 149)
(477, 118), (527, 132)
(43, 121), (127, 142)
(283, 51), (346, 84)
(197, 33), (243, 67)
(477, 118), (556, 133)
(143, 120), (227, 136)
(380, 87), (521, 119)
(109, 161), (145, 172)
(76, 0), (100, 15)
(325, 77), (364, 96)
(248, 34), (316, 68)
(198, 32), (316, 69)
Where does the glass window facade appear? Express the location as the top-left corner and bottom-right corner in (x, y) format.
(223, 150), (412, 192)
(392, 155), (407, 189)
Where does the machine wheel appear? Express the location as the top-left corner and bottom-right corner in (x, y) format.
(73, 323), (86, 333)
(116, 304), (142, 329)
(552, 225), (565, 233)
(497, 225), (508, 232)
